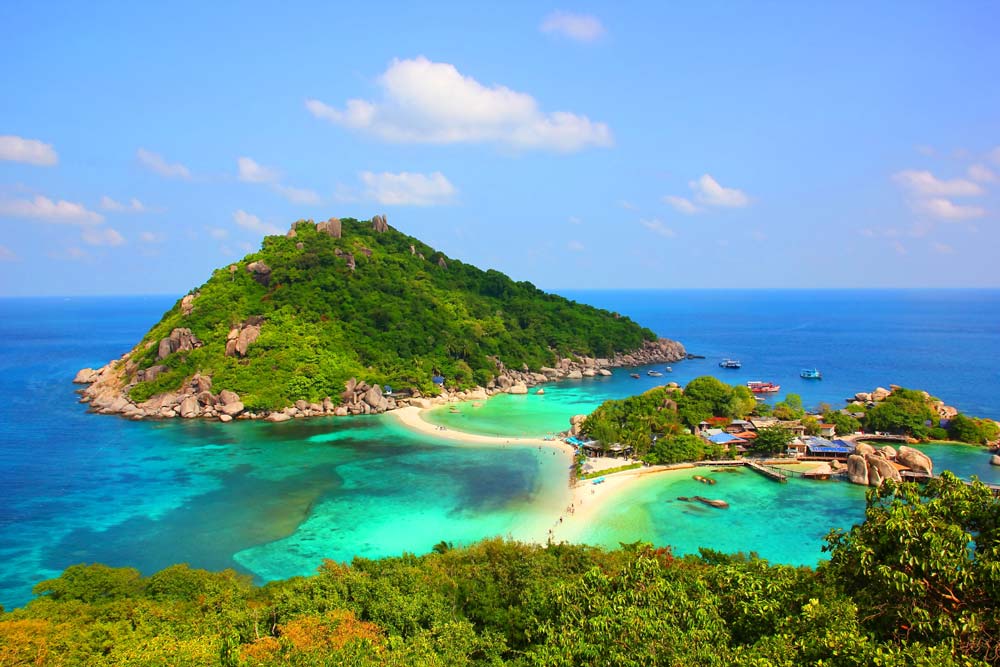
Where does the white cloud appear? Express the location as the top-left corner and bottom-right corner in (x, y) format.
(932, 241), (955, 254)
(0, 245), (17, 261)
(915, 198), (986, 220)
(101, 195), (147, 212)
(139, 231), (164, 243)
(233, 209), (282, 235)
(893, 169), (983, 197)
(0, 195), (103, 223)
(892, 241), (907, 255)
(640, 218), (676, 238)
(567, 239), (585, 251)
(539, 11), (605, 42)
(619, 200), (637, 210)
(689, 174), (750, 208)
(0, 135), (58, 166)
(567, 216), (582, 225)
(991, 146), (1000, 165)
(663, 195), (700, 215)
(306, 57), (612, 152)
(82, 227), (125, 246)
(360, 170), (457, 206)
(273, 184), (321, 205)
(237, 157), (320, 204)
(237, 156), (279, 184)
(915, 144), (936, 156)
(967, 164), (996, 183)
(208, 227), (228, 240)
(137, 148), (191, 179)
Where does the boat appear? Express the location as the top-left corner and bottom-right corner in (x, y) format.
(630, 373), (640, 379)
(719, 359), (742, 369)
(665, 366), (672, 372)
(800, 368), (822, 379)
(686, 354), (706, 359)
(746, 381), (780, 393)
(647, 370), (663, 377)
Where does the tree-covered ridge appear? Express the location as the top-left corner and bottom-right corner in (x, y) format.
(121, 218), (657, 411)
(2, 474), (995, 665)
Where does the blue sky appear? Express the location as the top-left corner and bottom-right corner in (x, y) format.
(1, 2), (998, 296)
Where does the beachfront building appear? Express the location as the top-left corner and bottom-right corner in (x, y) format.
(818, 423), (837, 438)
(726, 419), (754, 434)
(802, 435), (854, 459)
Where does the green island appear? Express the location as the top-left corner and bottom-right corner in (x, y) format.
(578, 378), (1000, 465)
(1, 473), (996, 665)
(73, 216), (684, 420)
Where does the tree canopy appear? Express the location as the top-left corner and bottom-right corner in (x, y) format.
(5, 475), (997, 665)
(123, 218), (658, 410)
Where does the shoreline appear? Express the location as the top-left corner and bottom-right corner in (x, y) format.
(392, 404), (693, 544)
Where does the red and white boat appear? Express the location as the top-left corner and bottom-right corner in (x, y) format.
(746, 381), (781, 394)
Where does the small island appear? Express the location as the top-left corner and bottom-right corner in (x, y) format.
(73, 216), (684, 423)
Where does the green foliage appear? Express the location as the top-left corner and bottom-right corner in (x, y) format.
(773, 393), (805, 420)
(124, 219), (656, 410)
(580, 386), (683, 457)
(677, 375), (754, 427)
(748, 426), (793, 456)
(824, 472), (1000, 662)
(645, 433), (724, 465)
(823, 410), (862, 436)
(578, 462), (641, 479)
(6, 513), (998, 666)
(863, 388), (936, 439)
(947, 413), (1000, 445)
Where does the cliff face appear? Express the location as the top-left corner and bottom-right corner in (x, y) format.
(74, 216), (685, 422)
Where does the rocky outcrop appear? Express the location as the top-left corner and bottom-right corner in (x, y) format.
(569, 414), (587, 436)
(866, 454), (902, 487)
(991, 454), (1000, 467)
(897, 446), (933, 475)
(878, 445), (897, 459)
(372, 214), (388, 233)
(73, 368), (98, 384)
(225, 317), (263, 357)
(181, 293), (197, 316)
(437, 256), (447, 269)
(317, 218), (342, 238)
(246, 261), (271, 286)
(334, 248), (355, 271)
(508, 382), (528, 395)
(157, 328), (202, 360)
(854, 442), (876, 457)
(847, 454), (869, 485)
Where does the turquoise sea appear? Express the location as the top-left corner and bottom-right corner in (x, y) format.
(0, 290), (998, 608)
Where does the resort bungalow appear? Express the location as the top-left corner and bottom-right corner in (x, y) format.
(749, 417), (778, 431)
(802, 436), (854, 460)
(786, 437), (808, 457)
(818, 423), (837, 438)
(707, 431), (747, 455)
(777, 421), (807, 437)
(726, 419), (754, 434)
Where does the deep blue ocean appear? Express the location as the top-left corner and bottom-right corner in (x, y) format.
(0, 290), (997, 609)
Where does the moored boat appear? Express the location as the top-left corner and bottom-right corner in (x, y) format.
(746, 381), (780, 393)
(647, 370), (663, 377)
(719, 358), (742, 369)
(630, 373), (640, 379)
(800, 368), (822, 379)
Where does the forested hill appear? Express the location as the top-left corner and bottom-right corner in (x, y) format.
(83, 216), (668, 412)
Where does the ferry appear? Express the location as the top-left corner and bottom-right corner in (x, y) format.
(719, 359), (742, 369)
(647, 370), (663, 377)
(800, 368), (822, 379)
(746, 381), (781, 394)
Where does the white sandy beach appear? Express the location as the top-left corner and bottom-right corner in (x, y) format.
(392, 405), (693, 543)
